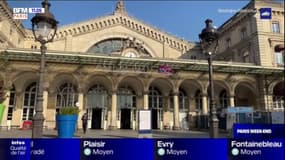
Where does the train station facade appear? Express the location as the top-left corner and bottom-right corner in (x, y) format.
(0, 0), (284, 129)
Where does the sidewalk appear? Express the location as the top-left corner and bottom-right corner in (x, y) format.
(0, 129), (228, 138)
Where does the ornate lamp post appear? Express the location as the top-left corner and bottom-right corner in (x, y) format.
(31, 0), (58, 138)
(199, 19), (219, 138)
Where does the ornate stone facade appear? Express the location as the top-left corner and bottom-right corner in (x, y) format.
(0, 0), (284, 129)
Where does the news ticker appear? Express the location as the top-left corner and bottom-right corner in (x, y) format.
(0, 138), (283, 160)
(0, 124), (284, 160)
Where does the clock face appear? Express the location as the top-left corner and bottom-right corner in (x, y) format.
(125, 52), (137, 58)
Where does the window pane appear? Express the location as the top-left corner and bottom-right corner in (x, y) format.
(9, 92), (15, 105)
(226, 38), (231, 48)
(148, 87), (162, 109)
(56, 83), (78, 108)
(24, 93), (29, 105)
(275, 52), (284, 64)
(7, 107), (13, 120)
(30, 93), (36, 106)
(272, 22), (280, 33)
(22, 108), (28, 120)
(28, 108), (34, 120)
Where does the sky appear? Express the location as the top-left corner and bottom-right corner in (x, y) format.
(7, 0), (252, 42)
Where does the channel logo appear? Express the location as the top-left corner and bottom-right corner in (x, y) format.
(12, 8), (44, 20)
(260, 8), (272, 19)
(13, 8), (28, 20)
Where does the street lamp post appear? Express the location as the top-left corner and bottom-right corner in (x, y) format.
(31, 0), (58, 138)
(199, 19), (219, 138)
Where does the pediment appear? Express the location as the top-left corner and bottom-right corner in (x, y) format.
(51, 14), (194, 53)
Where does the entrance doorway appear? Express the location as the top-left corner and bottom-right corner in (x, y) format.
(152, 109), (158, 129)
(120, 109), (131, 129)
(91, 108), (102, 129)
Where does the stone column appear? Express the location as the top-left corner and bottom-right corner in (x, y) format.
(77, 92), (84, 129)
(1, 90), (10, 126)
(12, 91), (23, 126)
(189, 96), (195, 112)
(162, 95), (170, 130)
(110, 90), (117, 129)
(188, 96), (195, 128)
(267, 94), (273, 110)
(202, 94), (208, 114)
(229, 95), (235, 107)
(143, 91), (149, 110)
(257, 76), (268, 110)
(173, 92), (180, 130)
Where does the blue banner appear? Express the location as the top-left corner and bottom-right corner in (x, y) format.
(0, 139), (30, 160)
(228, 139), (284, 160)
(0, 137), (283, 160)
(31, 139), (80, 160)
(234, 124), (285, 139)
(154, 139), (227, 160)
(80, 139), (153, 160)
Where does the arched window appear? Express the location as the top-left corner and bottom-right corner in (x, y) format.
(87, 39), (124, 54)
(86, 84), (108, 108)
(179, 89), (189, 112)
(170, 89), (189, 111)
(273, 82), (284, 110)
(219, 89), (228, 108)
(7, 85), (16, 120)
(148, 86), (162, 109)
(117, 86), (136, 109)
(87, 38), (151, 56)
(23, 82), (37, 120)
(274, 45), (284, 65)
(56, 83), (78, 108)
(195, 90), (202, 111)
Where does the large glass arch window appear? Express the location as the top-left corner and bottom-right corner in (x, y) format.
(7, 85), (16, 120)
(56, 83), (78, 108)
(87, 38), (151, 56)
(117, 86), (136, 109)
(22, 82), (37, 120)
(86, 84), (108, 108)
(219, 89), (228, 109)
(179, 89), (189, 112)
(273, 82), (284, 110)
(149, 86), (162, 109)
(274, 45), (284, 66)
(195, 90), (202, 111)
(88, 38), (124, 54)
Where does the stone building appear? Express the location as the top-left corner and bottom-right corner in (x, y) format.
(0, 0), (284, 129)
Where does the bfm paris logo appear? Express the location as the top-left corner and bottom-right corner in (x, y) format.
(13, 8), (45, 20)
(260, 8), (272, 20)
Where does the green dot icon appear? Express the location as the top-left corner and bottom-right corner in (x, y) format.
(84, 148), (91, 156)
(158, 148), (165, 156)
(231, 148), (239, 156)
